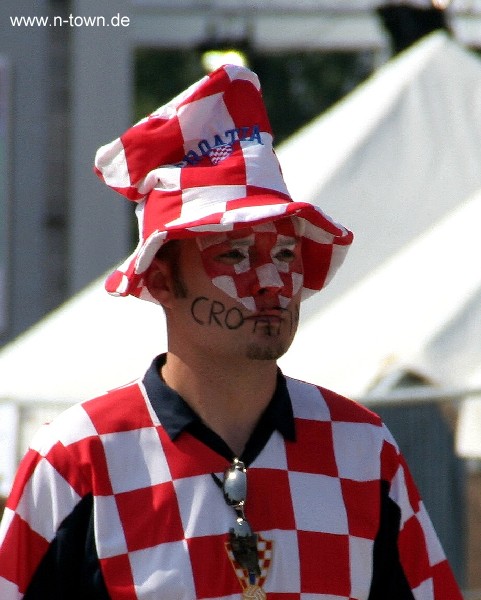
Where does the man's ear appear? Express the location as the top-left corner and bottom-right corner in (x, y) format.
(145, 258), (175, 308)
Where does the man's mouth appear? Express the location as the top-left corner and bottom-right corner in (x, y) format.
(246, 308), (285, 321)
(244, 308), (287, 335)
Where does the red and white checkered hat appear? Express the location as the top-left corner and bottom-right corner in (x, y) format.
(94, 64), (353, 303)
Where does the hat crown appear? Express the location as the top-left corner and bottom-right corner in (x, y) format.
(95, 65), (275, 203)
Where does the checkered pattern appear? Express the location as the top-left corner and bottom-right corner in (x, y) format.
(197, 219), (304, 311)
(94, 64), (353, 304)
(0, 377), (462, 599)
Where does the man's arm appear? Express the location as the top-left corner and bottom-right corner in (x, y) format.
(369, 480), (416, 599)
(372, 425), (463, 599)
(0, 416), (102, 599)
(23, 494), (109, 600)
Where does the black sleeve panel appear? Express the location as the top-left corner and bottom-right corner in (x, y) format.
(24, 494), (110, 600)
(368, 480), (415, 600)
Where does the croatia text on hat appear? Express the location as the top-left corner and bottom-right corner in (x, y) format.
(176, 124), (263, 167)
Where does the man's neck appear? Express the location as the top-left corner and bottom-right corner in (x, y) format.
(161, 351), (278, 456)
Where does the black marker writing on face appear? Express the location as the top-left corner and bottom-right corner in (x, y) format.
(191, 297), (244, 330)
(191, 296), (301, 335)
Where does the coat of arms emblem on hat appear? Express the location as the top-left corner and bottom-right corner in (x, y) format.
(208, 143), (233, 165)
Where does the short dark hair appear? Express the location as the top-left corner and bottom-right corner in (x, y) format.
(155, 240), (188, 298)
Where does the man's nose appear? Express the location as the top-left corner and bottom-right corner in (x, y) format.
(251, 262), (284, 295)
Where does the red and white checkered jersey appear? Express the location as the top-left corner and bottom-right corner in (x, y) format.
(0, 376), (462, 599)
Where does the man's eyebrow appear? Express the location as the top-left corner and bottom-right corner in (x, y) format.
(227, 235), (255, 247)
(275, 235), (299, 245)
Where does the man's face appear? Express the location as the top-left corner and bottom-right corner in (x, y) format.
(196, 219), (304, 312)
(163, 219), (304, 362)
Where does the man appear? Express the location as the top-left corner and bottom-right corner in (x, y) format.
(0, 64), (462, 599)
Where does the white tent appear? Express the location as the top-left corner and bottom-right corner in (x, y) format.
(2, 32), (481, 490)
(0, 280), (167, 403)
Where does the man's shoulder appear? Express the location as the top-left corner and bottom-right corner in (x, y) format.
(79, 378), (153, 434)
(82, 378), (146, 411)
(284, 375), (382, 427)
(31, 379), (147, 453)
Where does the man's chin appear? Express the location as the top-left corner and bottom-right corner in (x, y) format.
(246, 342), (289, 361)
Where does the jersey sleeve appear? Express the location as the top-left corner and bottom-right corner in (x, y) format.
(0, 405), (95, 599)
(379, 424), (463, 600)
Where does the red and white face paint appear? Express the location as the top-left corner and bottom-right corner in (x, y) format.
(196, 218), (304, 311)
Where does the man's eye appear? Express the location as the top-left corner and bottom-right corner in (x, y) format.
(216, 249), (247, 264)
(274, 248), (297, 263)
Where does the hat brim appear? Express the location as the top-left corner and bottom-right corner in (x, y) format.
(105, 199), (353, 302)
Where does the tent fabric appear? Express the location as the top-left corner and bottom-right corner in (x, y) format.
(0, 283), (167, 402)
(279, 188), (481, 396)
(278, 32), (481, 314)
